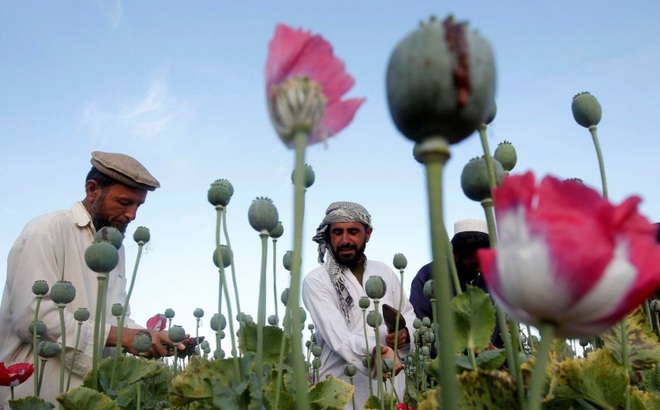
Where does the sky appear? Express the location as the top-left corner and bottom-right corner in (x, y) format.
(2, 2), (660, 347)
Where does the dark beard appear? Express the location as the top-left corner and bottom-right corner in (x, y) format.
(330, 242), (366, 268)
(91, 192), (127, 234)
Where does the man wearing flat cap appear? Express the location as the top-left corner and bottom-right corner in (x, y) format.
(302, 201), (417, 410)
(0, 151), (178, 407)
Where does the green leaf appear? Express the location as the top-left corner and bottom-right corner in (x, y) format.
(309, 376), (354, 409)
(58, 387), (121, 410)
(457, 369), (518, 409)
(476, 348), (507, 370)
(546, 348), (628, 408)
(452, 286), (496, 353)
(238, 321), (291, 363)
(601, 306), (660, 370)
(9, 396), (55, 410)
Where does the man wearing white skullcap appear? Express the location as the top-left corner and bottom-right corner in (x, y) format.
(0, 151), (182, 408)
(303, 201), (418, 410)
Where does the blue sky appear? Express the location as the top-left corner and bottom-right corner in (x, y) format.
(2, 2), (659, 341)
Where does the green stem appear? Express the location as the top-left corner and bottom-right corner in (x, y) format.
(362, 308), (374, 398)
(446, 239), (463, 296)
(588, 126), (608, 199)
(58, 305), (66, 396)
(526, 324), (534, 353)
(274, 304), (290, 410)
(38, 358), (47, 395)
(215, 206), (225, 353)
(350, 377), (356, 410)
(136, 381), (142, 410)
(478, 124), (498, 190)
(33, 296), (42, 396)
(528, 321), (555, 410)
(222, 208), (242, 315)
(621, 317), (631, 410)
(414, 137), (458, 410)
(91, 273), (108, 390)
(66, 322), (83, 390)
(289, 129), (310, 409)
(272, 239), (279, 321)
(393, 269), (404, 358)
(373, 299), (384, 410)
(98, 275), (109, 360)
(256, 231), (269, 400)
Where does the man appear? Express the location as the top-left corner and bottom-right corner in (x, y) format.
(0, 151), (179, 407)
(302, 202), (417, 409)
(409, 219), (502, 352)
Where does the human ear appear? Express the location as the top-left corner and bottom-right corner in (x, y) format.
(85, 180), (101, 202)
(365, 227), (373, 242)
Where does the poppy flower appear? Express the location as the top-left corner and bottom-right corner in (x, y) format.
(265, 24), (365, 146)
(147, 313), (167, 331)
(479, 172), (660, 338)
(0, 362), (34, 387)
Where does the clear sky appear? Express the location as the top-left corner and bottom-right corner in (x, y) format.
(2, 2), (659, 342)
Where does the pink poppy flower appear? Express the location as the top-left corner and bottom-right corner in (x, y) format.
(479, 172), (660, 338)
(0, 362), (34, 387)
(147, 313), (167, 331)
(265, 24), (365, 146)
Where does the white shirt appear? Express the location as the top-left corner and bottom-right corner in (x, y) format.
(303, 258), (417, 409)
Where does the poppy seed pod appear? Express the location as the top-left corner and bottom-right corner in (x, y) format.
(381, 359), (394, 373)
(292, 164), (316, 188)
(366, 311), (382, 328)
(208, 179), (234, 207)
(423, 280), (435, 300)
(365, 276), (387, 299)
(212, 246), (233, 268)
(164, 308), (175, 319)
(269, 221), (284, 239)
(268, 315), (278, 326)
(308, 323), (315, 331)
(94, 226), (124, 250)
(344, 364), (357, 377)
(413, 318), (422, 329)
(193, 308), (204, 319)
(38, 341), (60, 358)
(483, 100), (497, 125)
(281, 288), (289, 306)
(493, 140), (517, 172)
(168, 325), (186, 343)
(422, 317), (432, 327)
(85, 242), (119, 273)
(74, 308), (90, 322)
(572, 92), (601, 128)
(386, 15), (496, 144)
(133, 331), (152, 354)
(28, 321), (47, 336)
(358, 296), (371, 310)
(282, 250), (294, 271)
(32, 280), (49, 296)
(392, 253), (408, 270)
(111, 303), (123, 317)
(50, 281), (76, 305)
(133, 226), (150, 244)
(461, 156), (504, 202)
(248, 197), (279, 233)
(311, 344), (322, 357)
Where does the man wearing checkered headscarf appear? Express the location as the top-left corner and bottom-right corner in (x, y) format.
(302, 201), (418, 410)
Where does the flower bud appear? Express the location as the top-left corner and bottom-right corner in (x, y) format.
(38, 341), (60, 358)
(94, 226), (124, 250)
(168, 325), (186, 343)
(308, 323), (315, 331)
(358, 296), (370, 310)
(28, 321), (47, 336)
(193, 308), (204, 319)
(306, 340), (312, 349)
(208, 179), (234, 207)
(268, 315), (278, 326)
(85, 242), (119, 273)
(572, 91), (601, 128)
(212, 246), (233, 269)
(269, 221), (284, 239)
(164, 308), (175, 319)
(50, 281), (76, 305)
(248, 197), (279, 233)
(423, 280), (435, 300)
(282, 251), (294, 271)
(133, 331), (152, 354)
(460, 156), (504, 202)
(366, 311), (382, 328)
(133, 226), (150, 244)
(111, 303), (123, 317)
(74, 308), (90, 322)
(32, 280), (49, 296)
(344, 364), (357, 377)
(493, 140), (517, 172)
(364, 276), (387, 299)
(292, 164), (315, 188)
(392, 253), (408, 270)
(386, 15), (496, 144)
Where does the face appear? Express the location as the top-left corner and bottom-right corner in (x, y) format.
(87, 182), (148, 234)
(455, 252), (481, 281)
(328, 222), (372, 267)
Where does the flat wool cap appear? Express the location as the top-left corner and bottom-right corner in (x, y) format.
(91, 151), (160, 191)
(454, 219), (488, 235)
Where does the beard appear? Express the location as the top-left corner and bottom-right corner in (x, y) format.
(91, 192), (127, 234)
(329, 241), (367, 268)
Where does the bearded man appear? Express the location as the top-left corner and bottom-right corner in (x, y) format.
(0, 151), (181, 408)
(302, 201), (417, 410)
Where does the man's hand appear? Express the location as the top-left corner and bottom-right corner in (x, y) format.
(108, 326), (187, 359)
(385, 328), (409, 350)
(373, 345), (404, 380)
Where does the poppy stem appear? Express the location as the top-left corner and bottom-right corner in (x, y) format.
(222, 208), (242, 315)
(255, 231), (269, 403)
(588, 126), (608, 199)
(32, 296), (42, 397)
(527, 321), (555, 410)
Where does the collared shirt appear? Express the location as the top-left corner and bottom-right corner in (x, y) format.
(0, 202), (138, 407)
(303, 258), (417, 410)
